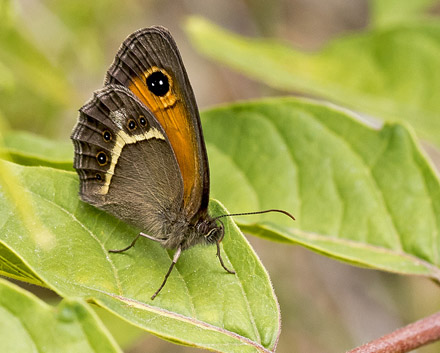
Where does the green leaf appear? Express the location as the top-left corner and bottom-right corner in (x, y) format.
(3, 96), (440, 350)
(0, 242), (44, 286)
(370, 0), (439, 27)
(93, 306), (146, 350)
(0, 126), (51, 285)
(0, 278), (122, 353)
(2, 130), (73, 170)
(201, 98), (440, 281)
(186, 17), (440, 147)
(0, 162), (280, 353)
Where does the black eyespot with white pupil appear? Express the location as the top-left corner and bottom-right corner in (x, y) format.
(102, 130), (112, 142)
(127, 119), (137, 131)
(95, 173), (102, 181)
(146, 71), (169, 96)
(139, 116), (147, 127)
(96, 151), (108, 166)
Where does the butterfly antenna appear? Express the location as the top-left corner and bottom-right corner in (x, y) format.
(212, 209), (294, 277)
(214, 209), (295, 222)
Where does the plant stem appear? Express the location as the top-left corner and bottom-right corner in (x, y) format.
(347, 311), (440, 353)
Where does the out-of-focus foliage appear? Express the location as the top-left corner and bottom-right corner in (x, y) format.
(0, 0), (141, 134)
(370, 0), (439, 27)
(186, 16), (440, 147)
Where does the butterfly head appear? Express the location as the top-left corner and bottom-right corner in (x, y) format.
(196, 217), (225, 245)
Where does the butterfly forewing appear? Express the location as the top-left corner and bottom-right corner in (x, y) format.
(104, 26), (210, 222)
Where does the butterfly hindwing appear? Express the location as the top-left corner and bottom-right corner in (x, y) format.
(71, 85), (184, 235)
(104, 26), (210, 222)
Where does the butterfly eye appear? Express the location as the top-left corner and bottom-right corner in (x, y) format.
(146, 71), (170, 96)
(102, 130), (112, 142)
(138, 116), (147, 127)
(96, 151), (108, 166)
(127, 119), (137, 131)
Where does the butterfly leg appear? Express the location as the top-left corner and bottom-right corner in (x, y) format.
(108, 232), (161, 253)
(216, 241), (235, 274)
(151, 245), (182, 300)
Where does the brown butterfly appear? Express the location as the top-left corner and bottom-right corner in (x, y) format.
(71, 26), (294, 299)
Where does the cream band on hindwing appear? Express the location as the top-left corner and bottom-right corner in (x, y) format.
(98, 116), (165, 195)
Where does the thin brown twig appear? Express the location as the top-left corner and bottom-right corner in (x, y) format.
(347, 311), (440, 353)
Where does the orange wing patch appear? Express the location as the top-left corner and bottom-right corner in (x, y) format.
(128, 67), (200, 216)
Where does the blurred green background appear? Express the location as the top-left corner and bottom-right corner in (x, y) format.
(1, 0), (440, 352)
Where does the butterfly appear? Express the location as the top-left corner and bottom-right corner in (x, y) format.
(71, 26), (294, 299)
